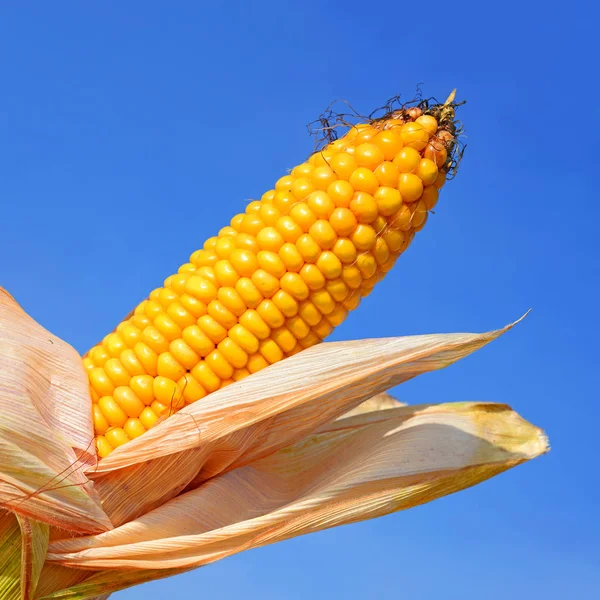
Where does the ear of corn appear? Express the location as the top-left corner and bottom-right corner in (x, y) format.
(86, 96), (460, 457)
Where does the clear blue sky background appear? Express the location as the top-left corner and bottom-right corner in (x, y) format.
(1, 2), (598, 598)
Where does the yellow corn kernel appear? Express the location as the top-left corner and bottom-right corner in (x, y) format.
(142, 326), (170, 354)
(197, 315), (228, 344)
(228, 324), (260, 354)
(185, 275), (218, 303)
(229, 248), (258, 277)
(271, 327), (297, 353)
(298, 300), (322, 326)
(257, 299), (285, 328)
(299, 331), (321, 349)
(119, 324), (142, 347)
(343, 291), (362, 311)
(349, 192), (378, 224)
(113, 386), (145, 418)
(158, 288), (178, 308)
(206, 349), (235, 379)
(313, 318), (335, 340)
(356, 253), (378, 279)
(257, 250), (286, 278)
(296, 234), (321, 262)
(98, 396), (127, 428)
(327, 178), (354, 206)
(280, 272), (310, 300)
(273, 190), (296, 214)
(259, 339), (284, 364)
(95, 436), (113, 458)
(234, 232), (259, 253)
(286, 315), (310, 340)
(166, 303), (196, 329)
(182, 324), (216, 356)
(246, 199), (263, 213)
(328, 154), (358, 182)
(307, 190), (335, 219)
(272, 290), (298, 317)
(180, 294), (207, 318)
(218, 338), (248, 369)
(299, 264), (326, 291)
(217, 287), (247, 317)
(373, 238), (391, 265)
(251, 269), (280, 298)
(151, 400), (169, 417)
(279, 243), (304, 272)
(130, 314), (151, 330)
(241, 214), (264, 236)
(398, 173), (424, 203)
(191, 362), (221, 393)
(247, 353), (270, 373)
(310, 166), (336, 191)
(104, 358), (130, 386)
(179, 373), (207, 404)
(311, 290), (336, 315)
(93, 404), (110, 435)
(332, 238), (357, 264)
(90, 368), (115, 397)
(170, 339), (200, 369)
(192, 249), (219, 267)
(130, 374), (155, 405)
(349, 167), (378, 194)
(105, 427), (130, 448)
(341, 265), (363, 289)
(214, 260), (240, 287)
(157, 352), (186, 380)
(326, 279), (350, 302)
(259, 203), (281, 226)
(89, 345), (110, 367)
(256, 227), (285, 252)
(276, 216), (303, 243)
(207, 300), (238, 329)
(291, 177), (315, 200)
(373, 130), (403, 161)
(233, 368), (250, 381)
(215, 236), (236, 259)
(143, 300), (163, 320)
(239, 309), (271, 339)
(351, 224), (377, 251)
(235, 277), (263, 308)
(309, 220), (337, 250)
(316, 251), (342, 279)
(83, 357), (95, 373)
(289, 203), (317, 233)
(329, 207), (357, 236)
(220, 378), (234, 388)
(326, 305), (348, 327)
(382, 229), (405, 252)
(153, 376), (183, 407)
(104, 333), (126, 358)
(124, 418), (146, 439)
(374, 186), (403, 216)
(139, 406), (159, 429)
(421, 186), (439, 211)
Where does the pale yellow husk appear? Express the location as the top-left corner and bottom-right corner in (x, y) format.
(0, 287), (548, 600)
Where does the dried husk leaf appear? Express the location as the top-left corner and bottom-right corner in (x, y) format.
(46, 401), (547, 572)
(0, 289), (111, 534)
(0, 509), (49, 600)
(89, 320), (523, 526)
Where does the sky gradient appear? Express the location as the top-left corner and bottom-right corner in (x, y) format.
(1, 2), (598, 598)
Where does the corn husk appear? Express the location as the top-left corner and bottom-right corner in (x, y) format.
(0, 287), (548, 599)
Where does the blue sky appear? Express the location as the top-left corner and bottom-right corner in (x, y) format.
(1, 1), (598, 598)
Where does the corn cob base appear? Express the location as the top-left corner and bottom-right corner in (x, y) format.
(84, 93), (462, 457)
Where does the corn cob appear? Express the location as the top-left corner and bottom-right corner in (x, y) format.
(86, 94), (461, 457)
